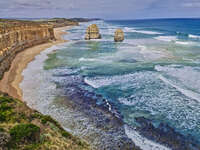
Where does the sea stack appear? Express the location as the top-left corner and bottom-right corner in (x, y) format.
(85, 24), (101, 40)
(114, 29), (124, 42)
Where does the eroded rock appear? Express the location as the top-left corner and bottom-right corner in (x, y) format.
(0, 131), (10, 148)
(85, 24), (101, 40)
(114, 29), (124, 42)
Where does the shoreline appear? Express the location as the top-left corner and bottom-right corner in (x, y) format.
(0, 26), (71, 100)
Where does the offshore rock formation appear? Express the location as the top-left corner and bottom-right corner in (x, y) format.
(0, 20), (55, 79)
(114, 29), (124, 42)
(85, 24), (101, 40)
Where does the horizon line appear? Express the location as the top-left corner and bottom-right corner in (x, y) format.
(1, 17), (200, 21)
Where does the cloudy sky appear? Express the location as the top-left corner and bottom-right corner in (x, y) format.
(0, 0), (200, 19)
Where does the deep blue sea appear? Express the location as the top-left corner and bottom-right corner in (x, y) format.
(21, 19), (200, 150)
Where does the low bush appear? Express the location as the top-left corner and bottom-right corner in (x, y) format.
(9, 124), (40, 144)
(61, 131), (73, 139)
(0, 96), (12, 104)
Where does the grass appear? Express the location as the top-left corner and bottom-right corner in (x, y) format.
(0, 92), (90, 150)
(0, 96), (14, 122)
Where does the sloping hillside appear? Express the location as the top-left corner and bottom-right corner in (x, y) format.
(0, 92), (90, 150)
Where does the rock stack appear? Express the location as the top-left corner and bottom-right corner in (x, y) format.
(114, 29), (124, 42)
(85, 24), (101, 40)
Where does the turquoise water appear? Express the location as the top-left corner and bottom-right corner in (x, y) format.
(22, 19), (200, 149)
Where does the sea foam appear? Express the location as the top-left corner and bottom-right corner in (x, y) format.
(124, 27), (162, 35)
(154, 36), (177, 42)
(125, 125), (171, 150)
(155, 65), (200, 102)
(158, 75), (200, 102)
(175, 41), (192, 45)
(189, 34), (200, 39)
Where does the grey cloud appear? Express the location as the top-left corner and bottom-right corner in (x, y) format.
(0, 0), (200, 19)
(182, 2), (200, 8)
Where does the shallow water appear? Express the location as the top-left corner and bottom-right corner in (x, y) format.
(21, 19), (200, 150)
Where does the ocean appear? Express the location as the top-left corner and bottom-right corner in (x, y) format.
(20, 19), (200, 150)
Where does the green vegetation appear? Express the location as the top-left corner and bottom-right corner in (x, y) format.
(0, 96), (14, 122)
(61, 131), (73, 139)
(9, 124), (40, 143)
(0, 127), (4, 132)
(0, 92), (90, 150)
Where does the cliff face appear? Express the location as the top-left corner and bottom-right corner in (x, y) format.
(0, 21), (55, 79)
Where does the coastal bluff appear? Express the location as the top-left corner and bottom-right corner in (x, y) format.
(0, 19), (91, 150)
(0, 19), (79, 79)
(0, 20), (55, 79)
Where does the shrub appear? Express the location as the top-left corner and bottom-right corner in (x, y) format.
(0, 96), (12, 104)
(61, 131), (72, 139)
(0, 108), (13, 122)
(0, 97), (13, 122)
(0, 103), (11, 111)
(9, 124), (40, 144)
(41, 115), (55, 124)
(0, 127), (5, 132)
(0, 112), (6, 122)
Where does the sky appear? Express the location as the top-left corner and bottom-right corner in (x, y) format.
(0, 0), (200, 19)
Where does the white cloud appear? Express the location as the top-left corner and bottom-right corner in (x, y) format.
(182, 1), (200, 8)
(0, 0), (200, 19)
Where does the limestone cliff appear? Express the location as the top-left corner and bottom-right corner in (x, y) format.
(0, 20), (55, 79)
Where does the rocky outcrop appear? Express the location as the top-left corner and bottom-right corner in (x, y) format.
(85, 24), (101, 40)
(0, 131), (10, 149)
(0, 20), (55, 79)
(114, 29), (124, 42)
(135, 117), (200, 150)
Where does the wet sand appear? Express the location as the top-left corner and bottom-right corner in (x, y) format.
(0, 26), (70, 100)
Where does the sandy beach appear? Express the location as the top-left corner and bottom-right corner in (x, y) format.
(0, 26), (70, 100)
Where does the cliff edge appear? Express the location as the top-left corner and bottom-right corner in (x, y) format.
(0, 19), (91, 150)
(0, 19), (55, 79)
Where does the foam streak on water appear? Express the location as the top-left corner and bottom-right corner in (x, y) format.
(189, 34), (200, 39)
(123, 27), (163, 35)
(125, 126), (171, 150)
(154, 36), (177, 42)
(159, 75), (200, 102)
